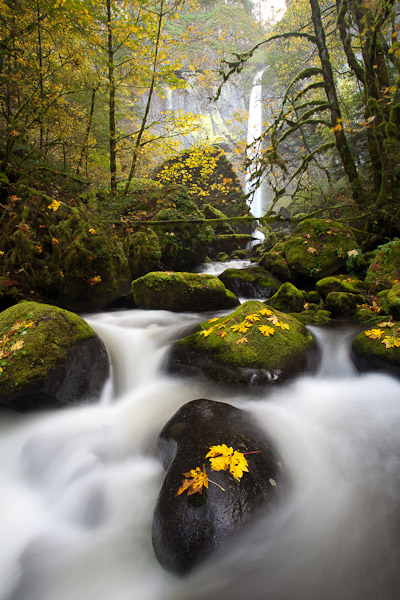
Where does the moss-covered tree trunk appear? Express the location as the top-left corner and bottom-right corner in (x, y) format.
(107, 0), (117, 195)
(309, 0), (365, 208)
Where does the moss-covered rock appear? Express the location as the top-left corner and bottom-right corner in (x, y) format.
(386, 283), (400, 320)
(324, 291), (364, 317)
(269, 282), (306, 313)
(218, 266), (281, 299)
(291, 309), (331, 326)
(364, 239), (400, 293)
(316, 275), (364, 297)
(0, 301), (109, 411)
(167, 300), (317, 387)
(202, 204), (234, 234)
(352, 322), (400, 378)
(0, 186), (131, 312)
(155, 189), (212, 271)
(283, 219), (358, 281)
(131, 271), (239, 312)
(259, 242), (295, 283)
(126, 229), (161, 280)
(208, 234), (254, 257)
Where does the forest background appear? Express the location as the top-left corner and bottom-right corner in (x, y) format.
(1, 0), (400, 313)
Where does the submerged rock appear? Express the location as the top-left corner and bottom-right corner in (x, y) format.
(131, 271), (239, 312)
(168, 300), (317, 386)
(0, 301), (109, 411)
(152, 398), (281, 574)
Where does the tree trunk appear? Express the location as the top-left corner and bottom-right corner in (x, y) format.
(107, 0), (117, 195)
(309, 0), (365, 207)
(76, 83), (99, 175)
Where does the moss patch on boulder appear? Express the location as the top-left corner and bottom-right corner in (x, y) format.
(259, 242), (295, 283)
(131, 271), (239, 312)
(167, 300), (317, 387)
(324, 291), (364, 317)
(364, 239), (400, 293)
(0, 301), (109, 411)
(386, 283), (400, 320)
(269, 282), (306, 313)
(352, 321), (400, 378)
(218, 266), (281, 299)
(316, 275), (364, 297)
(283, 219), (358, 281)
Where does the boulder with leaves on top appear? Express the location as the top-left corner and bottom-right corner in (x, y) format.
(152, 398), (281, 574)
(167, 300), (317, 387)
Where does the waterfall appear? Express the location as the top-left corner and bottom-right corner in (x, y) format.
(1, 308), (400, 600)
(246, 69), (265, 220)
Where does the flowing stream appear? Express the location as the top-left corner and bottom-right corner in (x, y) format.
(1, 282), (400, 600)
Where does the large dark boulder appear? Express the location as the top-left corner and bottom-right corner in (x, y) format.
(0, 301), (109, 411)
(152, 398), (281, 574)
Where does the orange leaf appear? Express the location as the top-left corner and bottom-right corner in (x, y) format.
(236, 336), (248, 344)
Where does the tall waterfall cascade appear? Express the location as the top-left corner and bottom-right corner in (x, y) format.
(246, 68), (266, 220)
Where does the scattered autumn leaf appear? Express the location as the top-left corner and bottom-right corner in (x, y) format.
(259, 308), (273, 316)
(208, 317), (219, 323)
(236, 336), (248, 344)
(200, 327), (214, 337)
(259, 325), (275, 337)
(176, 465), (209, 496)
(246, 313), (260, 323)
(206, 445), (249, 481)
(365, 328), (384, 339)
(307, 246), (318, 254)
(216, 331), (227, 338)
(381, 336), (400, 349)
(48, 199), (60, 212)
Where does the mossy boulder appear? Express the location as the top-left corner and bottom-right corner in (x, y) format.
(152, 398), (281, 574)
(283, 219), (358, 281)
(0, 187), (131, 312)
(324, 291), (364, 317)
(259, 242), (295, 283)
(202, 204), (234, 234)
(218, 266), (281, 299)
(269, 282), (306, 313)
(386, 283), (400, 320)
(364, 239), (400, 293)
(131, 271), (239, 312)
(316, 275), (364, 297)
(126, 229), (161, 280)
(208, 234), (255, 257)
(291, 309), (331, 326)
(155, 190), (212, 271)
(0, 301), (109, 411)
(352, 322), (400, 378)
(167, 300), (317, 387)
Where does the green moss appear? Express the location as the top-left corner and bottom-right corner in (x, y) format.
(387, 283), (400, 320)
(352, 323), (400, 374)
(283, 219), (358, 280)
(269, 282), (306, 313)
(292, 309), (331, 325)
(364, 239), (400, 293)
(316, 275), (364, 297)
(170, 300), (315, 384)
(0, 301), (96, 399)
(324, 291), (363, 317)
(131, 271), (239, 312)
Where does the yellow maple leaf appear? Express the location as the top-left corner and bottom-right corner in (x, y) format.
(259, 307), (273, 316)
(216, 330), (227, 338)
(307, 246), (318, 254)
(365, 328), (384, 339)
(206, 445), (249, 481)
(200, 327), (214, 337)
(246, 313), (260, 323)
(208, 317), (219, 323)
(89, 228), (97, 235)
(259, 325), (275, 337)
(236, 336), (248, 344)
(381, 336), (400, 349)
(267, 314), (280, 325)
(9, 340), (24, 353)
(176, 465), (209, 496)
(275, 320), (290, 330)
(47, 199), (60, 212)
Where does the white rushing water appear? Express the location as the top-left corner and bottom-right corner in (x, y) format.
(246, 69), (265, 220)
(1, 306), (400, 600)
